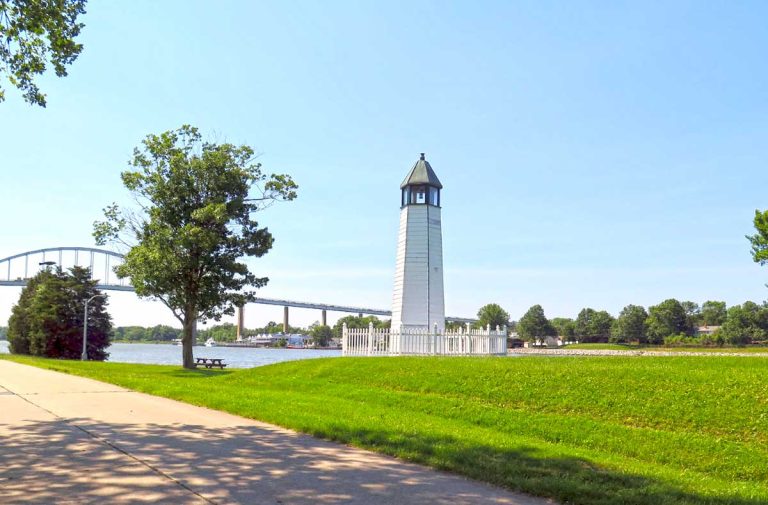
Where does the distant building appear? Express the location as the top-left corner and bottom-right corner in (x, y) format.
(696, 326), (721, 336)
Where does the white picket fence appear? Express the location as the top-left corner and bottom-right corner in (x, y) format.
(342, 323), (507, 356)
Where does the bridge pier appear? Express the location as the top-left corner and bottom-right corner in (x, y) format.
(321, 309), (327, 327)
(283, 306), (289, 334)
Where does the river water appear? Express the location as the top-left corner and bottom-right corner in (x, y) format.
(0, 340), (341, 369)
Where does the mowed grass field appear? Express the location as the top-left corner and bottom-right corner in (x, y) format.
(4, 354), (767, 505)
(562, 343), (768, 353)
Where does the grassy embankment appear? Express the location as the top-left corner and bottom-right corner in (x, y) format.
(563, 343), (768, 352)
(3, 354), (767, 505)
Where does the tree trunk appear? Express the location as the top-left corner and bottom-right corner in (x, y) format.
(182, 315), (195, 369)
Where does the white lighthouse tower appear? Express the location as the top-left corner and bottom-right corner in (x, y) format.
(391, 153), (445, 333)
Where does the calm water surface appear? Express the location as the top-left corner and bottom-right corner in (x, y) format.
(0, 340), (341, 368)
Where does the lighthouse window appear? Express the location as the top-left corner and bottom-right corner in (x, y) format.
(428, 187), (440, 206)
(416, 186), (427, 203)
(414, 186), (426, 204)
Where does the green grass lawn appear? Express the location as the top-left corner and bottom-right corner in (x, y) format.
(563, 343), (768, 353)
(4, 354), (768, 505)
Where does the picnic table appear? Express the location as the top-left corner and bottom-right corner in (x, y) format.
(194, 357), (227, 369)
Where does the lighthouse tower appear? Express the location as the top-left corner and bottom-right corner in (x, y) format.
(391, 153), (445, 332)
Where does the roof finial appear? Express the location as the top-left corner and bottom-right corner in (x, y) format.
(420, 152), (425, 161)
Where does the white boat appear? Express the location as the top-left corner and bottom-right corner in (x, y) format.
(172, 338), (182, 346)
(204, 337), (216, 347)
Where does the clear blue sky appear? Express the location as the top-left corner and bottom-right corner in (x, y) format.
(2, 0), (767, 329)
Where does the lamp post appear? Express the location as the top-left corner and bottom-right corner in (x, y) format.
(82, 294), (105, 361)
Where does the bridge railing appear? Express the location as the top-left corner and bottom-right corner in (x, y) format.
(0, 246), (129, 289)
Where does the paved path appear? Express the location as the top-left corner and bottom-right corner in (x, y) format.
(0, 360), (552, 505)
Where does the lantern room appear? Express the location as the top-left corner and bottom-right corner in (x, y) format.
(400, 153), (443, 207)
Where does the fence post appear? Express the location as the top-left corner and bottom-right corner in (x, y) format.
(342, 322), (348, 356)
(464, 322), (470, 354)
(502, 325), (508, 355)
(433, 322), (438, 355)
(367, 321), (374, 356)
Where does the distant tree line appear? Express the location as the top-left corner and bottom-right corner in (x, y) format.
(0, 326), (7, 339)
(513, 299), (768, 346)
(113, 325), (182, 342)
(112, 320), (312, 343)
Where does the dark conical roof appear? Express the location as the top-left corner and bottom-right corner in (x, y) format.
(400, 153), (443, 189)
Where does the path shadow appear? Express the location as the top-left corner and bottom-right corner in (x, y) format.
(0, 417), (532, 505)
(318, 425), (765, 505)
(1, 415), (763, 505)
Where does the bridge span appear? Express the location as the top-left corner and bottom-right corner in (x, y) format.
(0, 247), (477, 333)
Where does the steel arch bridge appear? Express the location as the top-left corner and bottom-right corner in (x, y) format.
(0, 246), (477, 327)
(0, 246), (133, 291)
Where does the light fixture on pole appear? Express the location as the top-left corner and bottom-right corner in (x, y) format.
(82, 294), (106, 361)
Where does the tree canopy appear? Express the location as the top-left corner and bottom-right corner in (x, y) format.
(114, 325), (180, 342)
(700, 301), (727, 326)
(574, 308), (614, 342)
(310, 325), (333, 347)
(332, 315), (388, 339)
(748, 209), (768, 267)
(646, 299), (692, 344)
(719, 302), (768, 345)
(0, 0), (86, 106)
(94, 125), (297, 368)
(8, 266), (111, 359)
(517, 304), (556, 342)
(551, 317), (575, 340)
(476, 303), (510, 329)
(611, 304), (648, 343)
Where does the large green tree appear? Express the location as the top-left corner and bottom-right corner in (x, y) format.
(8, 266), (111, 359)
(611, 304), (648, 343)
(574, 308), (614, 342)
(310, 325), (333, 347)
(476, 303), (510, 329)
(748, 209), (768, 268)
(0, 0), (86, 106)
(681, 301), (701, 328)
(719, 302), (768, 345)
(700, 300), (727, 326)
(646, 299), (691, 344)
(94, 125), (297, 368)
(551, 317), (575, 340)
(517, 304), (556, 342)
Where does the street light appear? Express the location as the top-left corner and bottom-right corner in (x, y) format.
(82, 294), (106, 361)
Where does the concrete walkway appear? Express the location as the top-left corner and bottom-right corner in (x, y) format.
(0, 360), (552, 505)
